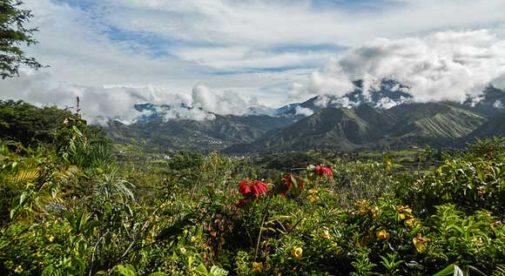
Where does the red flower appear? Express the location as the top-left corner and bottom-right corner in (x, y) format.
(251, 180), (268, 197)
(238, 180), (268, 198)
(314, 165), (333, 178)
(239, 180), (251, 196)
(236, 180), (269, 208)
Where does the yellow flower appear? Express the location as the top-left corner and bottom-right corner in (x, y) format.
(307, 194), (319, 203)
(47, 235), (55, 242)
(291, 247), (303, 260)
(371, 206), (380, 219)
(376, 229), (390, 240)
(252, 262), (263, 272)
(405, 218), (417, 228)
(308, 188), (318, 195)
(355, 199), (370, 214)
(14, 265), (24, 273)
(179, 247), (187, 254)
(321, 229), (331, 240)
(397, 205), (412, 220)
(413, 234), (430, 253)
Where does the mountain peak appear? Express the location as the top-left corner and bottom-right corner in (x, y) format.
(276, 78), (414, 117)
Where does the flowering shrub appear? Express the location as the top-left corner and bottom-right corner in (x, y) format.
(1, 132), (505, 275)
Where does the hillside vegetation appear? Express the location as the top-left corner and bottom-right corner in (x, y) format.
(1, 102), (505, 275)
(106, 82), (505, 153)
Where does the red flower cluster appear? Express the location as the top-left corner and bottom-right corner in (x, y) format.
(314, 165), (333, 178)
(236, 180), (269, 207)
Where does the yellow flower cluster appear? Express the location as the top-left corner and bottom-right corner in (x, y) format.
(396, 205), (420, 228)
(396, 205), (412, 220)
(412, 234), (430, 253)
(355, 199), (371, 214)
(307, 189), (319, 203)
(355, 200), (379, 218)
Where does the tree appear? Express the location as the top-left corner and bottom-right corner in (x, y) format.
(0, 0), (41, 79)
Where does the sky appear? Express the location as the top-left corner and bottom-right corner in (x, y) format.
(1, 0), (505, 122)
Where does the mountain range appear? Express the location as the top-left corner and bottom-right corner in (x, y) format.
(105, 79), (505, 153)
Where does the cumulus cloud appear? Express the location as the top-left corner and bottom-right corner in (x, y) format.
(109, 0), (505, 48)
(294, 106), (314, 117)
(294, 30), (505, 103)
(192, 84), (259, 116)
(1, 71), (264, 124)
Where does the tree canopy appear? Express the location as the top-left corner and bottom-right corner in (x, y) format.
(0, 0), (41, 79)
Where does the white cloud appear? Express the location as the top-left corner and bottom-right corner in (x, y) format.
(294, 106), (314, 116)
(174, 46), (334, 71)
(108, 0), (505, 48)
(2, 0), (505, 123)
(1, 71), (266, 124)
(192, 84), (258, 116)
(296, 30), (505, 103)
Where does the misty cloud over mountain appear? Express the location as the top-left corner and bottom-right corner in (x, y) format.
(293, 30), (505, 103)
(2, 29), (505, 124)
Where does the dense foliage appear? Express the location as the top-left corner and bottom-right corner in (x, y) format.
(0, 0), (41, 78)
(0, 100), (73, 146)
(1, 105), (505, 275)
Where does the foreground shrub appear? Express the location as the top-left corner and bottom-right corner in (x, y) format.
(1, 128), (505, 275)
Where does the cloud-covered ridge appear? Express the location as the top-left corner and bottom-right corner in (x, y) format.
(1, 71), (265, 124)
(295, 30), (505, 103)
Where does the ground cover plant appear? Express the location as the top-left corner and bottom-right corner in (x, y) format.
(0, 105), (505, 275)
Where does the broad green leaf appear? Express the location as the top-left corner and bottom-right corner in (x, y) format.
(209, 265), (228, 276)
(195, 263), (209, 275)
(115, 264), (137, 276)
